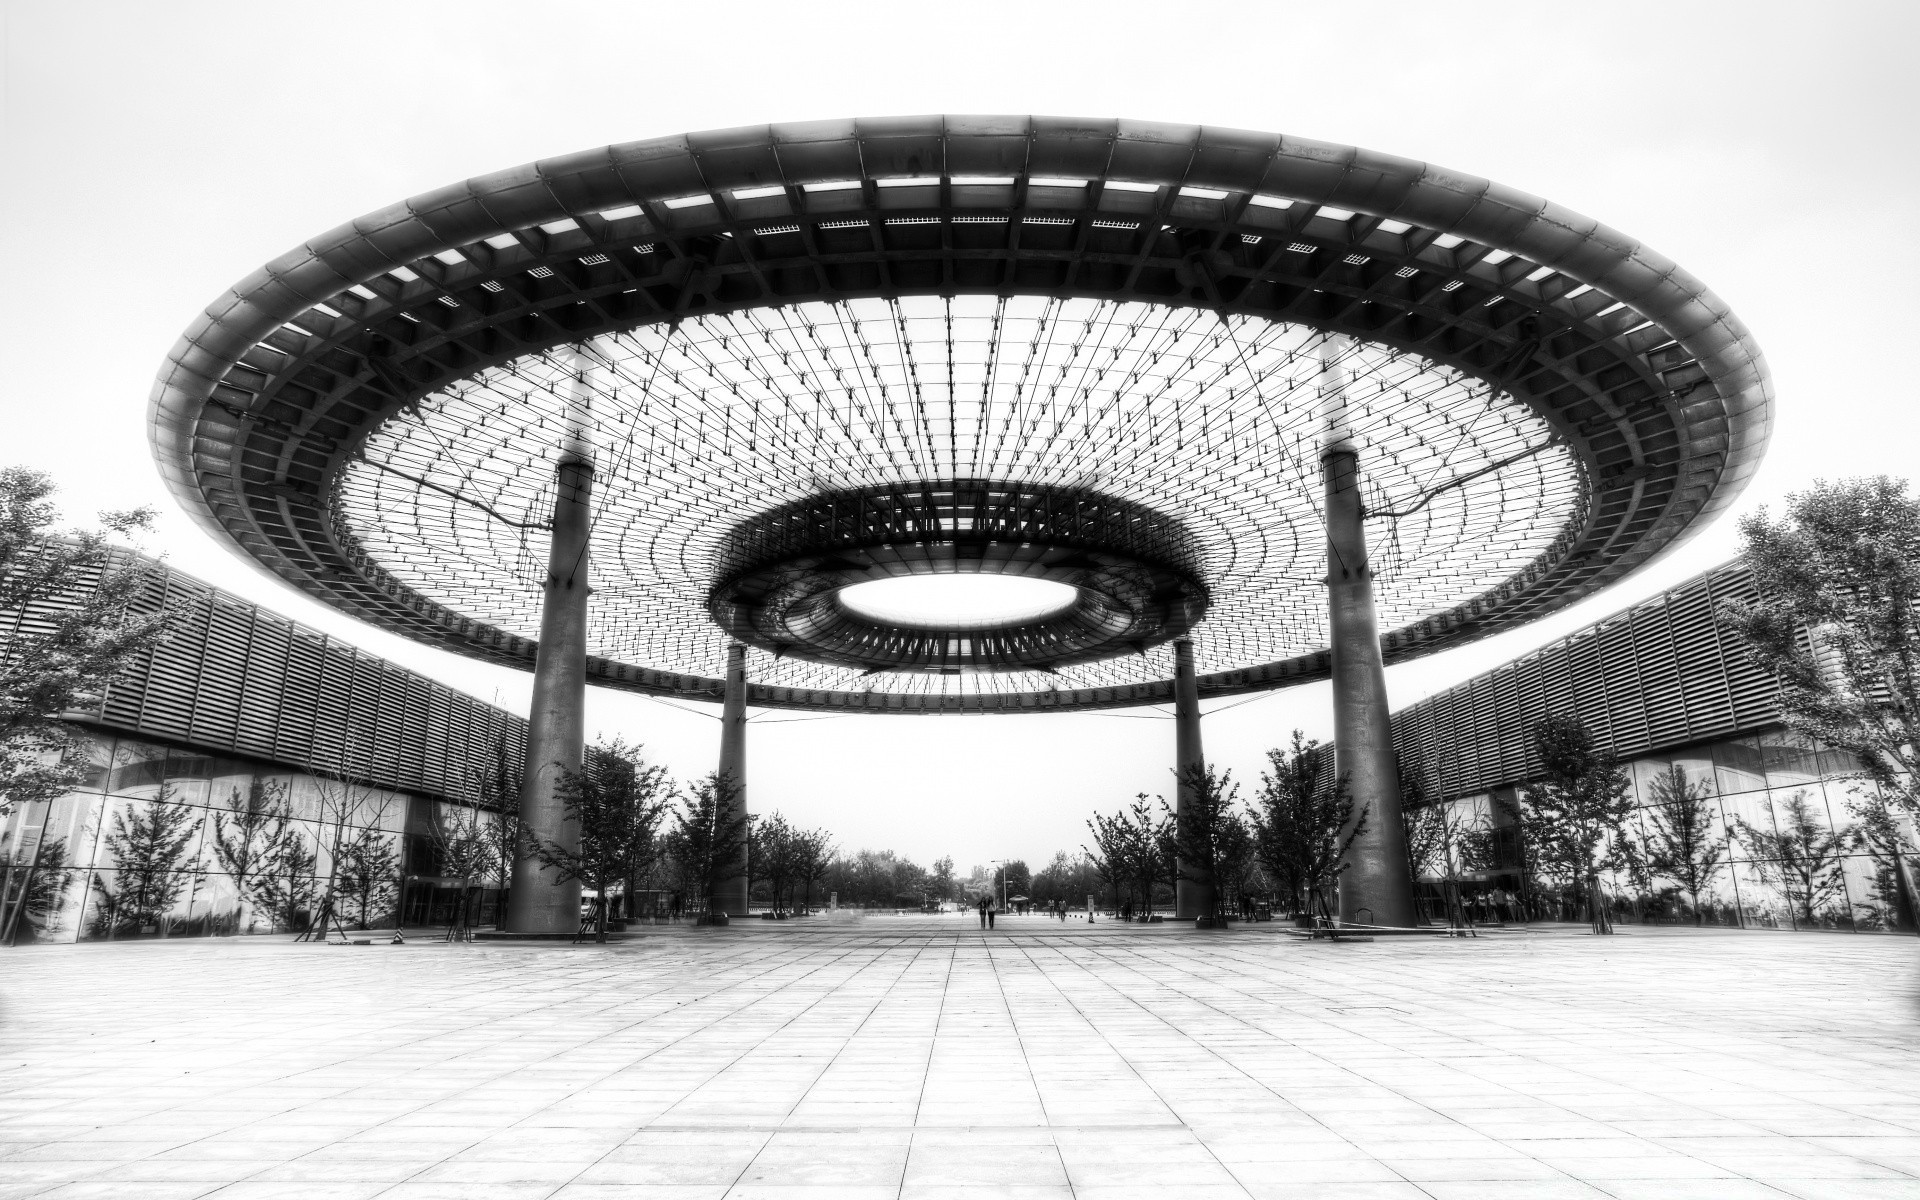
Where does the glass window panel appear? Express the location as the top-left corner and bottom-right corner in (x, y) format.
(83, 792), (209, 939)
(106, 739), (169, 797)
(1718, 792), (1776, 861)
(6, 868), (86, 944)
(72, 734), (113, 792)
(1712, 736), (1768, 798)
(162, 748), (216, 807)
(1760, 729), (1823, 789)
(1839, 852), (1899, 932)
(1630, 755), (1673, 806)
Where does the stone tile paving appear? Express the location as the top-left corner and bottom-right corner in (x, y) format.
(2, 915), (1918, 1199)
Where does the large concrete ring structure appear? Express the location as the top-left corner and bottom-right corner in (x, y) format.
(151, 116), (1770, 716)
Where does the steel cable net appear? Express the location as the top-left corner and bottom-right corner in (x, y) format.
(336, 296), (1583, 697)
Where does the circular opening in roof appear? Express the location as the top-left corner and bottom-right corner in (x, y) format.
(837, 575), (1078, 629)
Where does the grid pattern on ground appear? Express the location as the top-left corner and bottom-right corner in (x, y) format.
(2, 917), (1919, 1200)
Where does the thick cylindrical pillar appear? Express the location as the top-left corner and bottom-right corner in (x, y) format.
(1324, 447), (1416, 928)
(711, 641), (751, 917)
(504, 458), (593, 934)
(1172, 637), (1214, 920)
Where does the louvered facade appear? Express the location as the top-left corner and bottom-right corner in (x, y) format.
(1392, 562), (1782, 799)
(18, 549), (529, 802)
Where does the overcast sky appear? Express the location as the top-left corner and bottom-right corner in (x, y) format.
(3, 0), (1914, 876)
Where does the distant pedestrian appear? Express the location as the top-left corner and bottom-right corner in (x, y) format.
(987, 900), (996, 929)
(976, 896), (987, 929)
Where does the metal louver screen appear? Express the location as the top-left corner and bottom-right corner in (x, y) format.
(1394, 563), (1785, 798)
(24, 548), (529, 806)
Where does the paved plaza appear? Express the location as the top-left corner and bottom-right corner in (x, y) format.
(2, 917), (1918, 1200)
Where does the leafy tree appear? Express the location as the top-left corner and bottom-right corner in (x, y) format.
(930, 855), (956, 905)
(1088, 796), (1171, 915)
(792, 827), (834, 912)
(993, 859), (1031, 906)
(528, 738), (672, 941)
(1642, 763), (1726, 924)
(1725, 477), (1920, 828)
(429, 802), (498, 939)
(89, 784), (202, 936)
(1159, 764), (1240, 921)
(1250, 730), (1365, 919)
(1083, 809), (1132, 914)
(334, 827), (399, 930)
(750, 811), (800, 914)
(0, 468), (174, 819)
(1736, 791), (1852, 928)
(1519, 714), (1635, 934)
(211, 776), (293, 934)
(261, 825), (317, 932)
(671, 771), (747, 918)
(1846, 791), (1919, 933)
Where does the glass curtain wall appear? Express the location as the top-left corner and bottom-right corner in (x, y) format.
(1414, 726), (1919, 932)
(0, 728), (504, 944)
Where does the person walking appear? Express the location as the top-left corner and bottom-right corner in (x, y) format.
(987, 898), (996, 929)
(976, 895), (987, 929)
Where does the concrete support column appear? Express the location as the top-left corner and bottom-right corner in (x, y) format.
(1323, 446), (1416, 928)
(711, 641), (751, 917)
(504, 458), (593, 934)
(1172, 637), (1214, 920)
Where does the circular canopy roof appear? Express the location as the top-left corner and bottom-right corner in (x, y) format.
(151, 116), (1771, 713)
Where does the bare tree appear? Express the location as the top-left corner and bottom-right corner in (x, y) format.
(428, 802), (497, 940)
(299, 761), (394, 941)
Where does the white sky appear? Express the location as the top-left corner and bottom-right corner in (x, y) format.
(3, 0), (1915, 876)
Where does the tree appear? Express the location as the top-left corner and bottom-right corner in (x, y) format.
(671, 771), (747, 919)
(1084, 806), (1137, 914)
(89, 784), (202, 936)
(1159, 764), (1240, 921)
(1250, 730), (1365, 920)
(300, 763), (394, 940)
(1642, 763), (1726, 925)
(1, 834), (71, 945)
(1214, 815), (1257, 916)
(334, 827), (399, 930)
(1519, 714), (1636, 934)
(1725, 478), (1920, 827)
(429, 802), (498, 939)
(261, 825), (318, 932)
(1736, 791), (1852, 929)
(1846, 791), (1919, 933)
(992, 859), (1031, 907)
(0, 468), (173, 820)
(792, 827), (834, 912)
(750, 811), (800, 914)
(528, 738), (673, 941)
(930, 855), (956, 905)
(211, 776), (293, 934)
